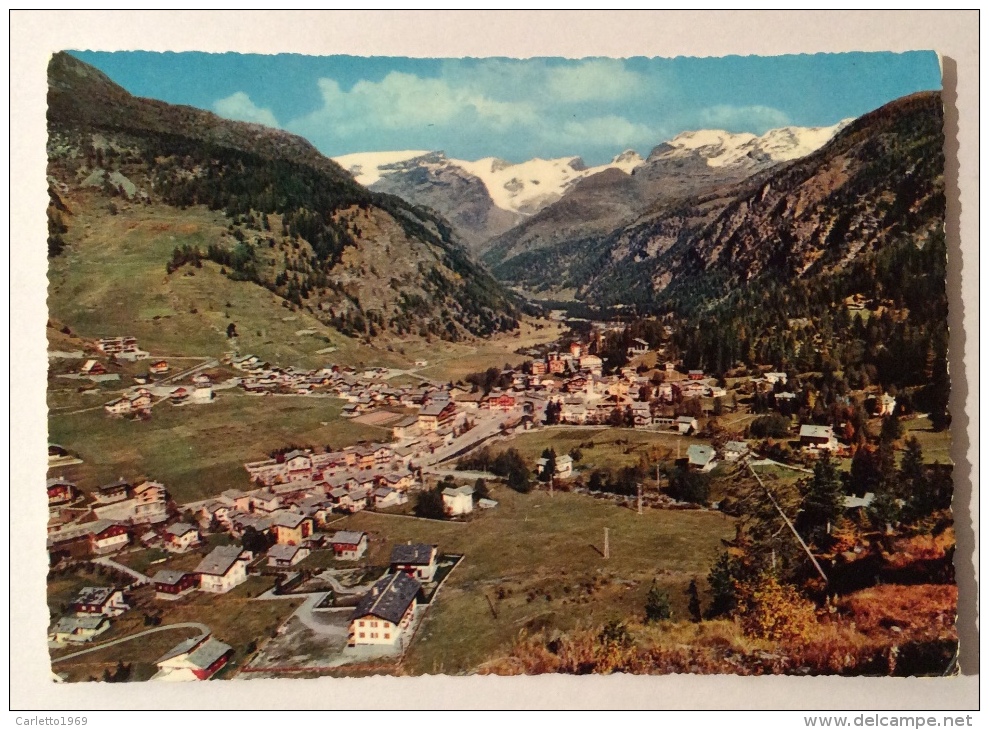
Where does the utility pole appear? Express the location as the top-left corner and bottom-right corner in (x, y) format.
(637, 482), (643, 515)
(603, 527), (610, 559)
(748, 464), (828, 585)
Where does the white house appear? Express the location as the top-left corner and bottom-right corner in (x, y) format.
(195, 545), (249, 594)
(69, 587), (129, 617)
(164, 522), (200, 553)
(686, 444), (718, 473)
(331, 530), (369, 561)
(799, 424), (839, 453)
(49, 615), (111, 644)
(535, 454), (574, 479)
(441, 485), (474, 516)
(348, 571), (421, 650)
(390, 543), (438, 582)
(267, 543), (310, 568)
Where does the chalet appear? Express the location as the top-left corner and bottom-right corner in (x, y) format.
(722, 441), (750, 462)
(103, 397), (132, 416)
(676, 416), (698, 434)
(765, 372), (788, 385)
(132, 480), (169, 523)
(80, 360), (107, 376)
(530, 360), (547, 376)
(417, 400), (457, 431)
(47, 478), (79, 507)
(152, 570), (199, 600)
(49, 615), (111, 644)
(630, 402), (652, 426)
(267, 543), (311, 568)
(392, 415), (420, 440)
(195, 545), (250, 594)
(442, 485), (474, 516)
(69, 587), (129, 617)
(373, 486), (408, 510)
(90, 521), (131, 554)
(327, 487), (355, 512)
(484, 392), (516, 412)
(569, 342), (583, 358)
(873, 393), (897, 417)
(283, 450), (313, 478)
(579, 354), (603, 374)
(628, 338), (650, 356)
(390, 543), (438, 582)
(153, 634), (233, 682)
(169, 387), (190, 405)
(452, 390), (485, 410)
(348, 571), (421, 650)
(378, 472), (415, 492)
(250, 489), (282, 513)
(149, 360), (170, 375)
(270, 511), (313, 545)
(330, 530), (369, 561)
(686, 444), (717, 473)
(688, 370), (705, 381)
(536, 454), (574, 479)
(675, 381), (707, 399)
(348, 486), (371, 512)
(548, 355), (567, 374)
(164, 522), (201, 553)
(97, 336), (138, 354)
(799, 424), (839, 453)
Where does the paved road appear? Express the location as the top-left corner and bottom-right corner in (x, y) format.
(51, 622), (210, 663)
(422, 410), (522, 467)
(92, 557), (151, 585)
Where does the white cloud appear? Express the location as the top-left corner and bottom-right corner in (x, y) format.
(698, 104), (790, 131)
(545, 59), (646, 102)
(285, 60), (660, 161)
(213, 92), (280, 128)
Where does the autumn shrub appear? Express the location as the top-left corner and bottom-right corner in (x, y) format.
(736, 573), (818, 642)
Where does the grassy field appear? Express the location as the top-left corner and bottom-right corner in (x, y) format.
(481, 426), (711, 474)
(48, 200), (410, 369)
(410, 318), (567, 384)
(338, 483), (736, 675)
(47, 394), (390, 503)
(902, 416), (953, 465)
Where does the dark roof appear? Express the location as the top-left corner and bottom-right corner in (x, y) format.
(152, 570), (191, 586)
(71, 586), (118, 606)
(390, 543), (435, 566)
(350, 571), (421, 624)
(194, 545), (245, 576)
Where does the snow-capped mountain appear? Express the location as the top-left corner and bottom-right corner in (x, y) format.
(649, 121), (852, 169)
(333, 149), (646, 217)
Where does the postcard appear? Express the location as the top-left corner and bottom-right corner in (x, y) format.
(11, 10), (979, 713)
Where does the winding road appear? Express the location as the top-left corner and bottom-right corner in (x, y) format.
(51, 622), (210, 663)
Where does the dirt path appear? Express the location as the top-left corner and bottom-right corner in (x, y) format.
(51, 622), (210, 663)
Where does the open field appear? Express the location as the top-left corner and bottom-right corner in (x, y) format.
(411, 317), (568, 383)
(337, 483), (736, 674)
(47, 394), (390, 503)
(902, 416), (953, 465)
(477, 426), (711, 474)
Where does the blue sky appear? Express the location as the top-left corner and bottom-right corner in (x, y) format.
(70, 51), (941, 165)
